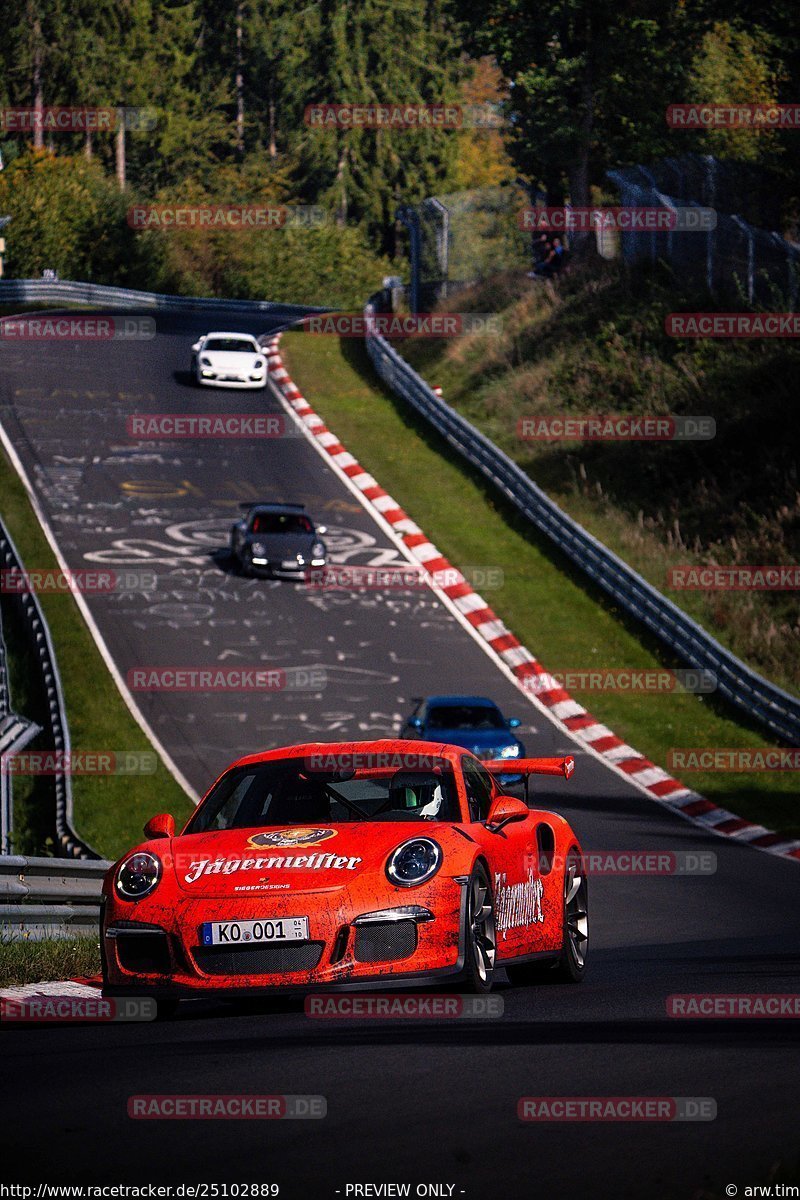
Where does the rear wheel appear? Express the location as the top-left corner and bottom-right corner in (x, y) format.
(463, 864), (497, 993)
(556, 847), (588, 981)
(506, 847), (588, 985)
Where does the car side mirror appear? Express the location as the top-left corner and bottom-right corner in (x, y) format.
(486, 795), (528, 832)
(144, 812), (175, 840)
(508, 717), (521, 729)
(191, 341), (201, 352)
(316, 525), (327, 535)
(409, 716), (423, 731)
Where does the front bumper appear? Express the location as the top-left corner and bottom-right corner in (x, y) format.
(102, 883), (465, 995)
(198, 374), (267, 389)
(244, 557), (326, 579)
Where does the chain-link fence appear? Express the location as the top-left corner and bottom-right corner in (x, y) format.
(400, 184), (532, 308)
(399, 155), (800, 310)
(609, 155), (788, 228)
(608, 155), (800, 309)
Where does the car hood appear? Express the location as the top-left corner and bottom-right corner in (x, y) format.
(243, 532), (316, 556)
(169, 824), (462, 897)
(427, 728), (518, 758)
(201, 350), (262, 371)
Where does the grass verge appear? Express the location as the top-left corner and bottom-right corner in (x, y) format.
(400, 262), (800, 696)
(282, 330), (798, 840)
(0, 936), (101, 987)
(0, 444), (192, 860)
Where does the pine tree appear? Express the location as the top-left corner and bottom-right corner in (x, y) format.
(455, 0), (700, 208)
(292, 0), (465, 252)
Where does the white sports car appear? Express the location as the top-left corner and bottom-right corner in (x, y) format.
(190, 332), (268, 389)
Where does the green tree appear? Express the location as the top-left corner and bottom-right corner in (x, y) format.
(244, 0), (321, 160)
(110, 0), (231, 193)
(292, 0), (464, 253)
(0, 151), (155, 281)
(0, 0), (74, 151)
(195, 0), (312, 168)
(687, 23), (780, 163)
(455, 0), (701, 209)
(0, 0), (231, 193)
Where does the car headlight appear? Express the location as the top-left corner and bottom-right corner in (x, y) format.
(498, 744), (521, 759)
(253, 358), (265, 369)
(386, 838), (442, 888)
(115, 852), (161, 900)
(200, 356), (212, 367)
(311, 542), (325, 558)
(251, 541), (267, 556)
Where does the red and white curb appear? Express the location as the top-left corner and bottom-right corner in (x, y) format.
(266, 333), (800, 864)
(0, 978), (101, 1005)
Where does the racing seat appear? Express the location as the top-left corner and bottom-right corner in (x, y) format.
(387, 771), (445, 820)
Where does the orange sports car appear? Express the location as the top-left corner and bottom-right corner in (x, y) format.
(101, 740), (587, 1009)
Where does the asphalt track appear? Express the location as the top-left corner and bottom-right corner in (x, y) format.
(1, 310), (798, 1199)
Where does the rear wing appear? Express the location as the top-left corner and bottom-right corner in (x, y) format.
(483, 755), (575, 779)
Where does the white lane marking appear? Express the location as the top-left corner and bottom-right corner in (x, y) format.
(0, 392), (201, 804)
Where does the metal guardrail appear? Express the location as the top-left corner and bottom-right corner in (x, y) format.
(0, 517), (97, 859)
(0, 855), (109, 938)
(0, 715), (41, 856)
(363, 292), (800, 745)
(0, 278), (326, 315)
(0, 584), (8, 720)
(0, 562), (43, 853)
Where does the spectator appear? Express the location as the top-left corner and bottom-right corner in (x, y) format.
(530, 236), (566, 279)
(531, 232), (551, 266)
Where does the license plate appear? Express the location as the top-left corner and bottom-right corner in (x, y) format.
(281, 559), (300, 570)
(201, 917), (309, 946)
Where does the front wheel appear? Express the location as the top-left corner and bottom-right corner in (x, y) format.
(228, 537), (248, 576)
(463, 864), (497, 993)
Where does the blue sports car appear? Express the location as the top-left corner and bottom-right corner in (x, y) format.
(401, 695), (525, 773)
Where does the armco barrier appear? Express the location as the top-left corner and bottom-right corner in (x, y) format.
(0, 587), (9, 720)
(0, 278), (325, 316)
(0, 511), (42, 857)
(363, 293), (800, 745)
(0, 855), (109, 939)
(0, 517), (96, 860)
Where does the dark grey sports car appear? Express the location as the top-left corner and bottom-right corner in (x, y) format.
(229, 503), (328, 578)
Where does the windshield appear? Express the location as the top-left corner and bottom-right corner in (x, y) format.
(186, 758), (461, 833)
(426, 704), (505, 731)
(250, 513), (312, 535)
(204, 337), (258, 354)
